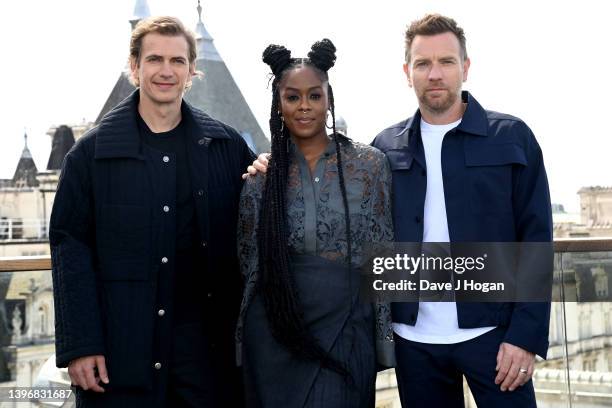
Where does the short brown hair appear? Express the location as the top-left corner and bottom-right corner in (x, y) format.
(128, 16), (197, 86)
(404, 14), (467, 64)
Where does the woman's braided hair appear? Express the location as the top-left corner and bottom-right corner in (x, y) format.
(259, 39), (353, 378)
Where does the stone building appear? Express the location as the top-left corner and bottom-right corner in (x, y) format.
(0, 133), (56, 258)
(554, 186), (612, 238)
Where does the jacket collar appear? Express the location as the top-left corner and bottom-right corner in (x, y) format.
(94, 89), (230, 159)
(456, 91), (489, 137)
(393, 90), (489, 147)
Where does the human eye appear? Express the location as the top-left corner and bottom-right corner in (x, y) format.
(173, 58), (186, 65)
(310, 93), (322, 100)
(285, 94), (299, 102)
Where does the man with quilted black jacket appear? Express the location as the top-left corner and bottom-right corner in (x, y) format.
(50, 16), (253, 407)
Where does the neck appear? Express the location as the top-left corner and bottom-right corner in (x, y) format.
(291, 132), (330, 173)
(420, 97), (466, 125)
(138, 96), (183, 133)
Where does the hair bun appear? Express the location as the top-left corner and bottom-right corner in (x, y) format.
(308, 39), (336, 72)
(262, 44), (292, 76)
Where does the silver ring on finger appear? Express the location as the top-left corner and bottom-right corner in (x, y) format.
(519, 367), (528, 374)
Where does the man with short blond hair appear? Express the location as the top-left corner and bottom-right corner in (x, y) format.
(51, 16), (253, 407)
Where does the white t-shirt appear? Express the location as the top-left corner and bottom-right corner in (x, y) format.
(392, 118), (496, 344)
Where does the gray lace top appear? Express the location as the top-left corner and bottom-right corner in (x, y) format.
(235, 136), (395, 367)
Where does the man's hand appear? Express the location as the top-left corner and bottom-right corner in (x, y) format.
(68, 355), (109, 392)
(495, 342), (535, 392)
(242, 153), (270, 179)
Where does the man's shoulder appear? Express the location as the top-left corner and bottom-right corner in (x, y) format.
(483, 110), (536, 145)
(485, 109), (528, 128)
(187, 104), (244, 143)
(375, 117), (412, 137)
(64, 125), (99, 161)
(371, 117), (412, 150)
(79, 125), (101, 143)
(484, 109), (535, 133)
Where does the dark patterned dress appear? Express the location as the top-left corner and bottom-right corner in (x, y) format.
(236, 136), (394, 408)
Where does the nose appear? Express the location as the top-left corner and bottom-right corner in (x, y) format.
(159, 61), (173, 77)
(298, 97), (311, 112)
(428, 62), (443, 81)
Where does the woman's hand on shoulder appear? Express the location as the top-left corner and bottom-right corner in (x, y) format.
(242, 153), (271, 179)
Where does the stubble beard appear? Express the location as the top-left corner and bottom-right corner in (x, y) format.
(419, 88), (459, 116)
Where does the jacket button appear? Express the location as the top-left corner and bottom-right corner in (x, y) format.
(162, 156), (170, 163)
(201, 241), (208, 248)
(163, 205), (170, 213)
(414, 216), (421, 223)
(314, 177), (320, 183)
(207, 292), (212, 298)
(161, 257), (168, 264)
(198, 138), (206, 145)
(197, 189), (204, 197)
(158, 309), (165, 317)
(154, 362), (162, 370)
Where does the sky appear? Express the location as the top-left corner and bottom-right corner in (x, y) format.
(1, 0), (610, 213)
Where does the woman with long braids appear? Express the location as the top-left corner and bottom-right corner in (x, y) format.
(236, 39), (395, 407)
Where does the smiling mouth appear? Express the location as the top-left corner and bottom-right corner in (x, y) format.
(297, 118), (314, 124)
(154, 83), (175, 88)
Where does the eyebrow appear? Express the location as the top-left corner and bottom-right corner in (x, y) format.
(144, 54), (187, 61)
(284, 86), (323, 92)
(413, 55), (458, 62)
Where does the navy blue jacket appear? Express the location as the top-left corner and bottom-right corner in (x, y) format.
(372, 91), (552, 358)
(50, 90), (254, 392)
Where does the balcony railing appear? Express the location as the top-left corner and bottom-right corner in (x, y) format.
(0, 218), (49, 241)
(2, 239), (612, 408)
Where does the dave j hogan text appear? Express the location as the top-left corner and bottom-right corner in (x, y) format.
(373, 279), (504, 293)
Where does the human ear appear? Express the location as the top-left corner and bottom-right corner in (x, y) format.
(129, 57), (140, 86)
(403, 63), (412, 87)
(462, 57), (471, 82)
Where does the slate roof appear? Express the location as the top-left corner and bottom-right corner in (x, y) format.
(184, 58), (269, 153)
(12, 133), (39, 188)
(95, 73), (135, 124)
(47, 125), (76, 170)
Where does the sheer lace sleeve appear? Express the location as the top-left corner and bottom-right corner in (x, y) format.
(236, 174), (264, 365)
(368, 153), (394, 247)
(369, 153), (396, 368)
(237, 175), (264, 280)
